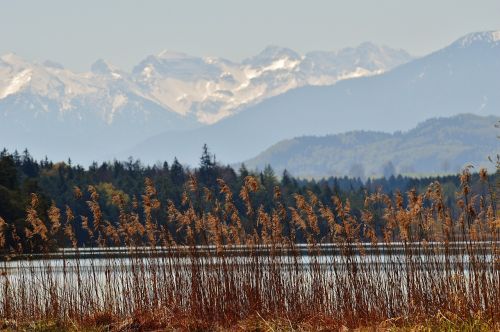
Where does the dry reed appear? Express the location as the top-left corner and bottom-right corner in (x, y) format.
(0, 169), (498, 331)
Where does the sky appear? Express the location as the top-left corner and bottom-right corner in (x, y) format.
(1, 0), (499, 72)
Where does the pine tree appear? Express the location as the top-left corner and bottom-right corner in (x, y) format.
(198, 144), (216, 187)
(170, 158), (185, 186)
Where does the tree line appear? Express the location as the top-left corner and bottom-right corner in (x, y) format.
(0, 145), (495, 251)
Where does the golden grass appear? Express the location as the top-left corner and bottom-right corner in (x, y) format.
(0, 168), (498, 331)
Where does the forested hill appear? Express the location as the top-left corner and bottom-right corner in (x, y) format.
(1, 147), (497, 252)
(243, 114), (499, 179)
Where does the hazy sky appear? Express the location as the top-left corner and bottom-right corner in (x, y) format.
(1, 0), (499, 72)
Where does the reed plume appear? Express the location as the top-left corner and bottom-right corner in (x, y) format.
(0, 171), (498, 331)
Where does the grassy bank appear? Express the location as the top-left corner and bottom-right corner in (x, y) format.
(1, 314), (498, 331)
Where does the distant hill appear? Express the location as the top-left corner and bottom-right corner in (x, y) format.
(126, 31), (500, 165)
(242, 114), (499, 179)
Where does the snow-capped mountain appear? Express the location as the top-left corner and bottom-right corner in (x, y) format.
(0, 53), (185, 127)
(451, 30), (500, 48)
(0, 43), (412, 126)
(0, 43), (411, 163)
(0, 53), (197, 162)
(2, 31), (499, 166)
(125, 30), (500, 166)
(131, 43), (411, 124)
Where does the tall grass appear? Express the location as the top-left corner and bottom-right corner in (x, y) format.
(0, 168), (498, 330)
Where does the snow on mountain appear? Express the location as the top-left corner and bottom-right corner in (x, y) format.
(2, 31), (498, 166)
(300, 42), (411, 85)
(5, 30), (500, 134)
(0, 53), (154, 125)
(0, 42), (412, 163)
(123, 31), (500, 166)
(0, 43), (411, 127)
(0, 53), (196, 163)
(0, 53), (95, 111)
(130, 43), (411, 124)
(452, 30), (500, 48)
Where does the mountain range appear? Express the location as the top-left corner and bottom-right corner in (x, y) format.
(242, 114), (499, 179)
(0, 30), (499, 174)
(127, 31), (500, 166)
(0, 42), (410, 163)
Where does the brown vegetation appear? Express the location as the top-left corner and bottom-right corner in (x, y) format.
(0, 168), (498, 331)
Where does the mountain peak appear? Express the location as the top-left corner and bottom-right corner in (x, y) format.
(243, 45), (301, 66)
(157, 50), (193, 60)
(261, 45), (301, 59)
(0, 52), (28, 66)
(355, 41), (380, 50)
(43, 60), (64, 69)
(452, 30), (500, 48)
(90, 59), (118, 75)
